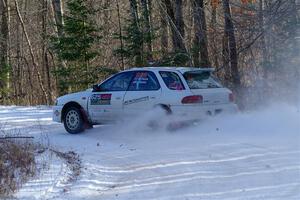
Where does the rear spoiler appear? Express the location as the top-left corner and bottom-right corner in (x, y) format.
(178, 68), (215, 74)
(183, 68), (215, 74)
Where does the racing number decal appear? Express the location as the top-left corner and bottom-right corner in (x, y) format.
(132, 72), (148, 89)
(135, 72), (148, 80)
(91, 94), (112, 105)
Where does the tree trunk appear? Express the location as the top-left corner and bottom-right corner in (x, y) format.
(14, 0), (49, 104)
(159, 0), (168, 54)
(257, 0), (270, 101)
(222, 0), (242, 107)
(51, 0), (68, 95)
(192, 0), (210, 67)
(16, 17), (22, 104)
(42, 0), (52, 104)
(116, 0), (125, 70)
(51, 0), (64, 38)
(258, 0), (268, 77)
(141, 0), (153, 60)
(0, 0), (10, 100)
(174, 0), (185, 52)
(163, 0), (185, 52)
(129, 0), (143, 66)
(21, 0), (33, 105)
(222, 0), (241, 88)
(211, 2), (219, 69)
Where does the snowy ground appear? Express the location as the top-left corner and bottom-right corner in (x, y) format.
(0, 103), (300, 200)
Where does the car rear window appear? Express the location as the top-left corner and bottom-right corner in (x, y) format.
(183, 71), (222, 89)
(159, 71), (185, 90)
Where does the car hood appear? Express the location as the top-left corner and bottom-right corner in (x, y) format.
(57, 90), (92, 105)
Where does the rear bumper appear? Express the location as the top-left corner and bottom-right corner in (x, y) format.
(52, 106), (63, 123)
(170, 103), (238, 119)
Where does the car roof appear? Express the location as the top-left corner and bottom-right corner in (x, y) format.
(125, 67), (214, 74)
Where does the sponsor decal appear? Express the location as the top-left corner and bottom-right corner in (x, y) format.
(124, 96), (149, 105)
(91, 94), (112, 105)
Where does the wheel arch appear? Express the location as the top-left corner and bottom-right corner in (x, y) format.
(155, 103), (172, 115)
(61, 101), (84, 121)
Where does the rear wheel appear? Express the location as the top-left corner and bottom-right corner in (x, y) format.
(148, 105), (172, 130)
(157, 104), (172, 115)
(63, 107), (85, 134)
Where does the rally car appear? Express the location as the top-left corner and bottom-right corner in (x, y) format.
(53, 67), (238, 134)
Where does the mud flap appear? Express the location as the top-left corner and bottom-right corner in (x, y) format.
(80, 109), (93, 129)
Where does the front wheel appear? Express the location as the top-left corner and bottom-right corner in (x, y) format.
(63, 107), (85, 134)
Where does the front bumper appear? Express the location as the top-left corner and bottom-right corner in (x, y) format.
(52, 105), (63, 123)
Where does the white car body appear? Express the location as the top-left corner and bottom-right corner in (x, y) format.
(53, 67), (238, 133)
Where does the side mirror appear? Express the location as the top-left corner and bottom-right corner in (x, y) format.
(92, 84), (100, 92)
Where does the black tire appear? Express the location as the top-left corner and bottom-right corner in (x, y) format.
(148, 105), (172, 130)
(154, 104), (172, 115)
(63, 107), (85, 134)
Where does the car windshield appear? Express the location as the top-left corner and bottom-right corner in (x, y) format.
(183, 71), (222, 89)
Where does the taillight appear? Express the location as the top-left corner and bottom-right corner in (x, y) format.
(229, 93), (235, 102)
(181, 95), (203, 104)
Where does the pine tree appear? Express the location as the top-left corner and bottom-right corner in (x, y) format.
(51, 0), (100, 94)
(114, 0), (155, 67)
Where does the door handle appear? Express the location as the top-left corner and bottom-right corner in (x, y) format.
(150, 96), (156, 99)
(116, 97), (121, 100)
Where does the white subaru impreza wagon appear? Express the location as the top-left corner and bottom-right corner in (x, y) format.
(53, 67), (238, 133)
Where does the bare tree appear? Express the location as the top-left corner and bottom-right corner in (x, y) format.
(222, 0), (241, 92)
(174, 0), (185, 52)
(116, 0), (125, 70)
(192, 0), (210, 67)
(0, 0), (10, 98)
(141, 0), (153, 60)
(14, 0), (49, 104)
(41, 0), (53, 104)
(159, 0), (169, 54)
(0, 0), (297, 106)
(210, 0), (219, 69)
(51, 0), (64, 38)
(163, 0), (185, 52)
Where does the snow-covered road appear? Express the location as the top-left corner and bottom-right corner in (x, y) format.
(0, 104), (300, 200)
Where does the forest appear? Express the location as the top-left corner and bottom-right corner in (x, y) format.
(0, 0), (299, 108)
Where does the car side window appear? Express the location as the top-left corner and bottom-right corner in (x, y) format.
(159, 71), (185, 90)
(128, 71), (160, 91)
(99, 72), (135, 91)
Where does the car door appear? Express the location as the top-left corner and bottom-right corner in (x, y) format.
(89, 71), (135, 123)
(123, 71), (162, 117)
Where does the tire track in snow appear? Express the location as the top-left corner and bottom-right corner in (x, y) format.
(2, 106), (299, 199)
(155, 182), (300, 200)
(92, 150), (300, 173)
(74, 165), (300, 191)
(69, 146), (300, 199)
